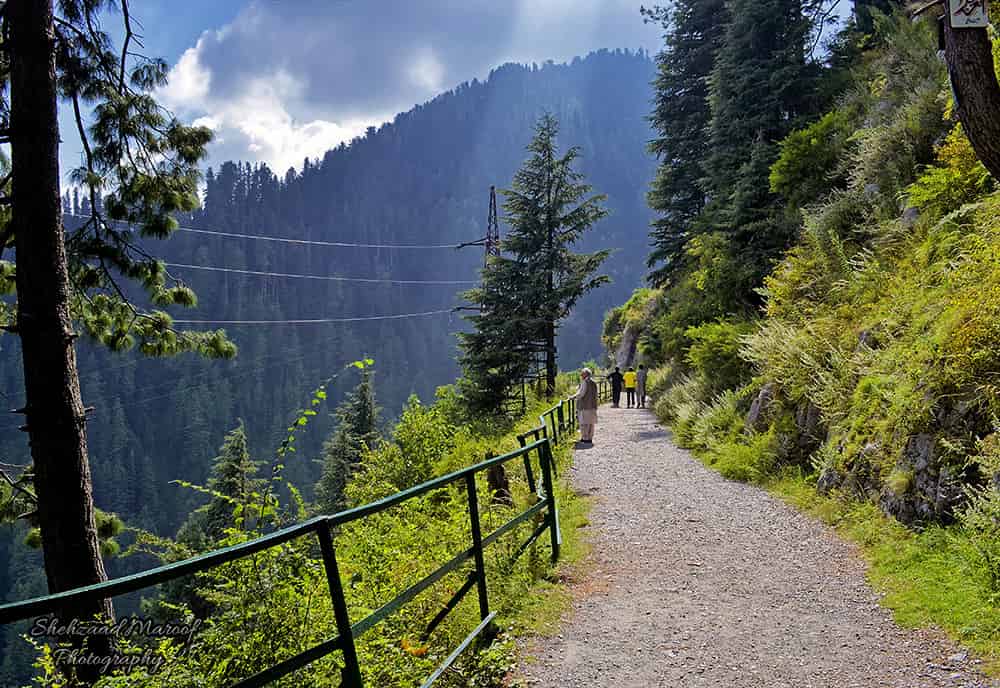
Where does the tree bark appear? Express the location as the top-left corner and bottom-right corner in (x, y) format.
(544, 321), (556, 398)
(942, 19), (1000, 180)
(9, 0), (112, 676)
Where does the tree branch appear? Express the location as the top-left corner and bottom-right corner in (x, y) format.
(0, 466), (37, 505)
(119, 0), (133, 92)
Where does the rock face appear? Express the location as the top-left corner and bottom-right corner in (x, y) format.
(745, 383), (777, 433)
(614, 322), (641, 368)
(843, 442), (882, 500)
(879, 434), (964, 526)
(794, 400), (826, 459)
(817, 465), (842, 494)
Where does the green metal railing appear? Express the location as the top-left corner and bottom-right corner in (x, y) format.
(0, 393), (597, 688)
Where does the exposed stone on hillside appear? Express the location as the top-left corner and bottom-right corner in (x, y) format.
(794, 400), (826, 459)
(614, 322), (641, 368)
(745, 382), (777, 433)
(879, 434), (965, 526)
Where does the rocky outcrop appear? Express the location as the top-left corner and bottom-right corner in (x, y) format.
(615, 322), (641, 369)
(745, 383), (777, 434)
(879, 434), (965, 526)
(794, 400), (826, 459)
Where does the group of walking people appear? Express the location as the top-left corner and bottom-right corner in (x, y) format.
(607, 365), (647, 409)
(572, 364), (648, 445)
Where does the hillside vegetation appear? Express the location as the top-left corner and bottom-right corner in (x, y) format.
(18, 374), (587, 687)
(607, 5), (1000, 665)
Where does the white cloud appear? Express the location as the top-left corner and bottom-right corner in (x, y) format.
(161, 44), (381, 173)
(407, 47), (446, 92)
(161, 42), (211, 106)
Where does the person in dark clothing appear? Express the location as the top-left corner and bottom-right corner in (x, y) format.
(608, 367), (624, 408)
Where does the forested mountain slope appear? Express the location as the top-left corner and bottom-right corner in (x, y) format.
(0, 48), (654, 672)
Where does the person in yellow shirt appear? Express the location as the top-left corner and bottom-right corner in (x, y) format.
(623, 367), (637, 408)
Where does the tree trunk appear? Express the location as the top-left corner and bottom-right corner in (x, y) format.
(942, 20), (1000, 180)
(545, 321), (556, 398)
(9, 0), (113, 675)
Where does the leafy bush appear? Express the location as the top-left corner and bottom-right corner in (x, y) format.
(704, 432), (778, 484)
(651, 373), (709, 425)
(684, 319), (755, 392)
(908, 125), (993, 219)
(688, 390), (745, 453)
(956, 485), (1000, 595)
(770, 108), (855, 208)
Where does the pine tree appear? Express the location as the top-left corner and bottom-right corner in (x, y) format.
(458, 258), (541, 415)
(314, 369), (380, 513)
(176, 422), (262, 547)
(854, 0), (897, 35)
(700, 0), (819, 301)
(1, 2), (233, 665)
(460, 114), (610, 405)
(204, 422), (262, 536)
(643, 0), (728, 287)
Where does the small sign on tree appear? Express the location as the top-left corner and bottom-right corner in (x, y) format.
(949, 0), (989, 28)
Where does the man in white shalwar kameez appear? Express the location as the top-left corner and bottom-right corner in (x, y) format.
(574, 368), (598, 444)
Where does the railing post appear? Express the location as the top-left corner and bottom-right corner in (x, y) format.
(317, 521), (364, 688)
(517, 434), (537, 493)
(557, 402), (564, 433)
(464, 474), (491, 621)
(539, 441), (561, 562)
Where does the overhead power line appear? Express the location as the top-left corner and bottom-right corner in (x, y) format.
(63, 213), (464, 250)
(174, 226), (462, 250)
(165, 263), (476, 285)
(171, 309), (454, 326)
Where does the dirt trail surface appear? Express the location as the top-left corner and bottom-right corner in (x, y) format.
(518, 406), (998, 688)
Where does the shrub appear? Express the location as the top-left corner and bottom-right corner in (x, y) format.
(907, 125), (993, 220)
(652, 374), (709, 425)
(770, 108), (855, 208)
(956, 485), (1000, 594)
(704, 432), (778, 484)
(684, 319), (756, 392)
(688, 389), (745, 453)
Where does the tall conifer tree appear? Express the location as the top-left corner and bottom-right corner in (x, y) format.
(644, 0), (728, 287)
(460, 114), (610, 405)
(701, 0), (819, 300)
(2, 2), (231, 667)
(314, 369), (379, 513)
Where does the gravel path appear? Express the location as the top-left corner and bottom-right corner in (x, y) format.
(518, 406), (998, 688)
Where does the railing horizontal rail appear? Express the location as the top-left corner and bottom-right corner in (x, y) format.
(0, 515), (329, 625)
(419, 612), (497, 688)
(325, 439), (548, 528)
(351, 546), (473, 639)
(232, 635), (344, 688)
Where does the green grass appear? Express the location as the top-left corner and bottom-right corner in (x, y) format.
(504, 459), (593, 639)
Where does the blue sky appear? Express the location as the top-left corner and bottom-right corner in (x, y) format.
(59, 0), (664, 182)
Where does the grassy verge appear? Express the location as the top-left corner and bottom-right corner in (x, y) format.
(505, 447), (593, 641)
